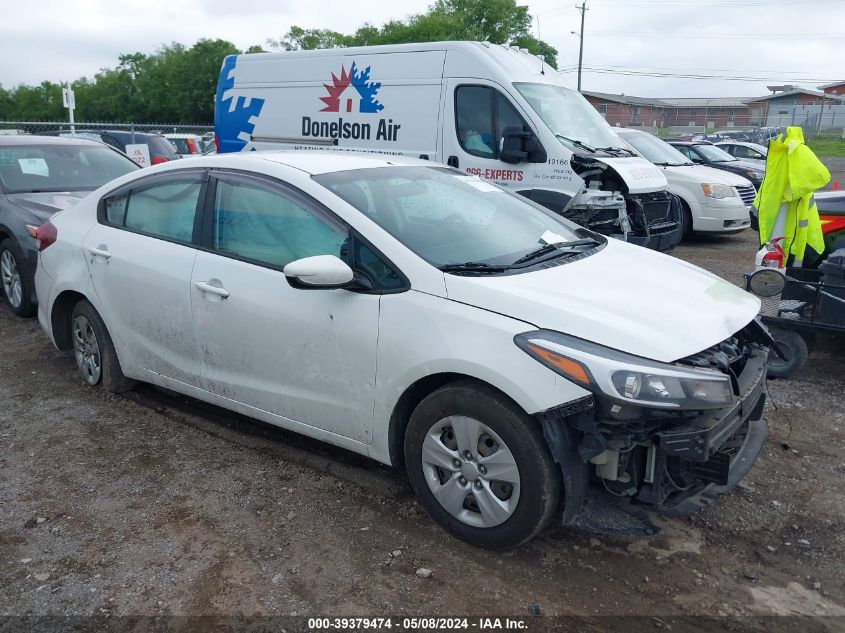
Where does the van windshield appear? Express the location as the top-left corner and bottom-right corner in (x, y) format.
(315, 166), (599, 272)
(514, 83), (629, 153)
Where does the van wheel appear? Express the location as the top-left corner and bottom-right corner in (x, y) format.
(680, 201), (694, 239)
(767, 328), (809, 378)
(0, 239), (35, 317)
(404, 380), (561, 549)
(70, 300), (135, 393)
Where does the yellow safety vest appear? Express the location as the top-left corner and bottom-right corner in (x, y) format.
(754, 126), (829, 264)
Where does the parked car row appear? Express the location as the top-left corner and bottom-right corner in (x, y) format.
(676, 127), (784, 146)
(163, 133), (215, 157)
(46, 129), (180, 166)
(667, 140), (765, 190)
(0, 136), (139, 315)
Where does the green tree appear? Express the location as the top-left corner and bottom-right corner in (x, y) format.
(269, 26), (351, 51)
(273, 0), (557, 67)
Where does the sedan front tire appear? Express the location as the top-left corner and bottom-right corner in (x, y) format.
(404, 380), (562, 549)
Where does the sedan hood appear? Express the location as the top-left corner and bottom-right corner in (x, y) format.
(443, 239), (760, 363)
(5, 191), (88, 222)
(717, 159), (763, 173)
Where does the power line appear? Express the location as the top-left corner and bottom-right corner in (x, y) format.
(586, 0), (837, 5)
(571, 63), (840, 77)
(540, 0), (837, 17)
(571, 66), (845, 82)
(588, 30), (845, 39)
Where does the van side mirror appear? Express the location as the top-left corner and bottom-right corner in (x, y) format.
(283, 255), (354, 289)
(499, 126), (547, 164)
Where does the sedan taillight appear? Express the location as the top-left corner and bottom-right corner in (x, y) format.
(36, 220), (58, 251)
(151, 155), (169, 165)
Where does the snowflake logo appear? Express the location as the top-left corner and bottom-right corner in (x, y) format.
(215, 55), (265, 152)
(319, 62), (384, 113)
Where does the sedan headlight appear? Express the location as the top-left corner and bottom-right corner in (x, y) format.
(745, 170), (764, 182)
(515, 330), (734, 410)
(701, 183), (736, 199)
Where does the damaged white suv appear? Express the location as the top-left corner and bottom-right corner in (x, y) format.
(34, 152), (770, 549)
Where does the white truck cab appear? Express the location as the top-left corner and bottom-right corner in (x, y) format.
(214, 41), (682, 251)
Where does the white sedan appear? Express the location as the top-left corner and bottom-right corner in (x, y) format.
(34, 152), (770, 548)
(715, 141), (768, 165)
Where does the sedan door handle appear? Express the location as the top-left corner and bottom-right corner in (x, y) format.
(195, 281), (230, 299)
(87, 246), (111, 259)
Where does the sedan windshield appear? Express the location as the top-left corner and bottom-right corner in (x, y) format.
(0, 144), (138, 193)
(695, 144), (738, 163)
(314, 166), (594, 270)
(514, 82), (629, 153)
(618, 131), (692, 166)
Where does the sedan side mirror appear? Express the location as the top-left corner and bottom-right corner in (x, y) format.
(283, 255), (354, 289)
(499, 125), (547, 164)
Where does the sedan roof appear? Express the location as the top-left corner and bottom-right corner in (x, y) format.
(716, 141), (766, 149)
(232, 150), (432, 175)
(0, 134), (106, 147)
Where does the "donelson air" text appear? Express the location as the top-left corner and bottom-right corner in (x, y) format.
(302, 116), (401, 142)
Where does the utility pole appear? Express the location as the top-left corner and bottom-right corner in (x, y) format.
(576, 2), (588, 92)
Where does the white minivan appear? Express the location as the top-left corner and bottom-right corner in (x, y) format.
(35, 152), (770, 549)
(617, 128), (752, 237)
(214, 41), (682, 251)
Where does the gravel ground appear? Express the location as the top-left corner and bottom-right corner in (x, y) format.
(820, 156), (845, 189)
(0, 229), (843, 628)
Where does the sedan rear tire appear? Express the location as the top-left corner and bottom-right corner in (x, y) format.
(0, 239), (35, 318)
(404, 380), (562, 549)
(70, 300), (136, 393)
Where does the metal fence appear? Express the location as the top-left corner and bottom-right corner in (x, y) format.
(0, 121), (216, 165)
(595, 106), (845, 139)
(0, 121), (212, 137)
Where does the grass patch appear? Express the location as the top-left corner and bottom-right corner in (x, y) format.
(808, 137), (845, 157)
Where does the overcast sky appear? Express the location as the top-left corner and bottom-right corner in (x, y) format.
(1, 0), (843, 98)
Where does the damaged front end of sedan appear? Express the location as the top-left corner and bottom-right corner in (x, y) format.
(516, 319), (772, 525)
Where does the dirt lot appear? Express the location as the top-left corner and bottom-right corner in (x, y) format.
(1, 229), (844, 629)
(820, 155), (845, 190)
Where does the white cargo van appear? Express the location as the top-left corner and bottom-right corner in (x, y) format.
(214, 41), (682, 251)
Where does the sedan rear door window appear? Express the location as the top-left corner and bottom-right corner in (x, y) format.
(121, 179), (203, 243)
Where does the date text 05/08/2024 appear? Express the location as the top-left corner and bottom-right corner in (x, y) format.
(307, 617), (528, 630)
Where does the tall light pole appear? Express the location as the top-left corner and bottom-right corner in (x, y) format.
(574, 1), (588, 92)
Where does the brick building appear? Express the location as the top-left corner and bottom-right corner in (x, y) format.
(819, 81), (845, 96)
(583, 92), (756, 128)
(583, 83), (845, 130)
(582, 92), (667, 127)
